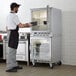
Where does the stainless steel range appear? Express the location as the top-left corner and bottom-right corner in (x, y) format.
(30, 6), (62, 68)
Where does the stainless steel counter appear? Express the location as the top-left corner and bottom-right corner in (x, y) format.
(3, 38), (29, 65)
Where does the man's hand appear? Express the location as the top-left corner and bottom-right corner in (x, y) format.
(25, 23), (32, 27)
(18, 23), (32, 28)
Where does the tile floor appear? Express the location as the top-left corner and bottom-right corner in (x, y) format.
(0, 62), (76, 76)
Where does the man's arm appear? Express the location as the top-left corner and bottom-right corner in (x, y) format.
(18, 23), (32, 28)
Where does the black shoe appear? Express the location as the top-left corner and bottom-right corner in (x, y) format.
(14, 66), (23, 69)
(6, 68), (17, 72)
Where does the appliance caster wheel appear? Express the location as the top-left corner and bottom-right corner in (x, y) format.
(49, 63), (54, 69)
(32, 61), (35, 67)
(57, 61), (62, 66)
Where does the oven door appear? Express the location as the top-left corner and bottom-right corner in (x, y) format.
(30, 37), (51, 61)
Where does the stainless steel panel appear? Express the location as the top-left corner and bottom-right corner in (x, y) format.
(3, 40), (28, 61)
(30, 37), (51, 62)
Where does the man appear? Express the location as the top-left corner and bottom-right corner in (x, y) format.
(6, 2), (31, 72)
